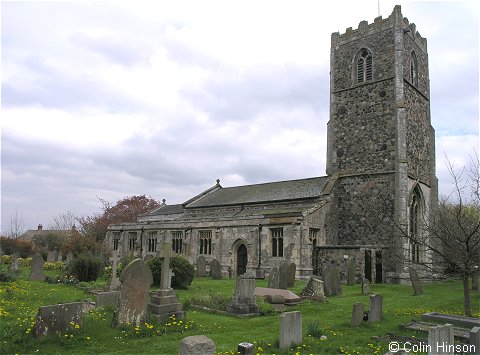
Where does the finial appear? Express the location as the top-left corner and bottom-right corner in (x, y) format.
(216, 179), (220, 184)
(162, 198), (166, 204)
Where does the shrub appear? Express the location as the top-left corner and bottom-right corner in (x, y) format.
(18, 257), (32, 267)
(0, 237), (33, 258)
(306, 320), (323, 338)
(189, 292), (231, 311)
(1, 255), (12, 265)
(147, 256), (194, 289)
(0, 269), (17, 282)
(70, 253), (104, 282)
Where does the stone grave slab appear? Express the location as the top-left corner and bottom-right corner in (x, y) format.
(96, 291), (120, 307)
(470, 327), (479, 355)
(368, 294), (383, 322)
(408, 267), (423, 295)
(279, 311), (302, 349)
(255, 287), (302, 305)
(301, 276), (325, 302)
(196, 255), (207, 277)
(351, 302), (364, 327)
(30, 253), (45, 281)
(227, 274), (259, 315)
(268, 267), (280, 289)
(361, 279), (370, 295)
(421, 312), (480, 329)
(428, 323), (454, 355)
(287, 262), (296, 288)
(278, 262), (289, 289)
(323, 264), (342, 297)
(179, 335), (215, 355)
(210, 259), (222, 279)
(34, 302), (93, 337)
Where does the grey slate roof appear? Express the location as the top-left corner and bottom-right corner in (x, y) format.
(185, 176), (328, 208)
(142, 204), (185, 216)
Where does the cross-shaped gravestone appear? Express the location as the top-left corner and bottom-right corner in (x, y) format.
(161, 239), (172, 290)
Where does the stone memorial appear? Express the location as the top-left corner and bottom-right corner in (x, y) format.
(66, 252), (73, 263)
(143, 254), (153, 262)
(428, 323), (454, 355)
(10, 254), (19, 273)
(323, 264), (342, 297)
(34, 302), (93, 337)
(112, 258), (153, 327)
(227, 274), (260, 315)
(265, 294), (285, 304)
(279, 262), (289, 290)
(210, 259), (222, 280)
(347, 258), (355, 286)
(109, 251), (121, 291)
(470, 327), (479, 355)
(268, 267), (280, 289)
(238, 342), (254, 355)
(287, 262), (296, 288)
(179, 335), (215, 355)
(96, 291), (120, 307)
(351, 302), (364, 327)
(301, 276), (325, 302)
(148, 237), (185, 323)
(255, 287), (302, 305)
(196, 255), (207, 277)
(408, 267), (423, 295)
(279, 311), (302, 349)
(29, 253), (45, 281)
(46, 250), (57, 262)
(368, 294), (383, 322)
(361, 279), (371, 295)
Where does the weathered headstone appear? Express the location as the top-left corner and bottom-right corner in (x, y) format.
(287, 262), (296, 288)
(472, 272), (479, 292)
(143, 254), (153, 262)
(178, 335), (215, 355)
(268, 267), (280, 288)
(196, 255), (207, 277)
(237, 342), (254, 355)
(66, 252), (73, 263)
(278, 262), (289, 289)
(428, 323), (454, 355)
(96, 291), (120, 307)
(469, 327), (480, 355)
(10, 254), (19, 273)
(34, 302), (93, 337)
(46, 250), (56, 262)
(148, 238), (185, 323)
(112, 258), (153, 327)
(227, 274), (260, 315)
(351, 302), (364, 327)
(347, 258), (355, 286)
(29, 253), (45, 281)
(279, 311), (302, 349)
(408, 267), (423, 295)
(361, 279), (371, 295)
(109, 251), (121, 291)
(301, 276), (325, 302)
(210, 259), (222, 280)
(368, 294), (383, 322)
(323, 264), (342, 297)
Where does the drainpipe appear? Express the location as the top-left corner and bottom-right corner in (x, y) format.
(140, 227), (144, 257)
(257, 224), (262, 269)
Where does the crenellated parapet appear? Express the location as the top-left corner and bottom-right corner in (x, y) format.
(331, 5), (427, 53)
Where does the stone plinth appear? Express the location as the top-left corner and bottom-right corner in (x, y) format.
(179, 335), (215, 355)
(227, 275), (259, 315)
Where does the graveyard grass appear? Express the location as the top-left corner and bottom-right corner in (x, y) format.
(1, 265), (479, 355)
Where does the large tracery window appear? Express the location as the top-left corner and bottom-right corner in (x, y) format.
(271, 228), (284, 257)
(410, 51), (418, 87)
(171, 231), (183, 254)
(409, 189), (422, 263)
(356, 48), (373, 84)
(199, 230), (212, 255)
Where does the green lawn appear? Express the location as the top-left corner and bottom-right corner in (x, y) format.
(1, 265), (479, 355)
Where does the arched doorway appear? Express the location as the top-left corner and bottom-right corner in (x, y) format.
(237, 244), (247, 275)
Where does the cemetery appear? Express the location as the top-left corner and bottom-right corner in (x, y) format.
(0, 256), (478, 355)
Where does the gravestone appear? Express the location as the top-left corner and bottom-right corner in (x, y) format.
(179, 335), (215, 355)
(10, 254), (19, 273)
(66, 252), (73, 263)
(368, 294), (383, 322)
(29, 253), (45, 281)
(227, 274), (260, 315)
(46, 250), (56, 262)
(109, 251), (121, 291)
(278, 262), (289, 290)
(196, 255), (207, 277)
(287, 262), (296, 288)
(210, 259), (222, 279)
(265, 294), (285, 304)
(361, 279), (371, 295)
(408, 267), (423, 295)
(148, 238), (185, 323)
(255, 287), (302, 305)
(323, 264), (342, 297)
(238, 342), (254, 355)
(470, 327), (480, 355)
(472, 272), (479, 292)
(347, 258), (355, 286)
(96, 291), (120, 307)
(268, 267), (280, 289)
(428, 323), (454, 355)
(279, 311), (302, 349)
(112, 258), (153, 327)
(301, 276), (325, 302)
(143, 254), (153, 262)
(351, 302), (364, 327)
(34, 302), (93, 337)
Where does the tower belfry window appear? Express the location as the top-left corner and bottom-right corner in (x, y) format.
(410, 51), (418, 87)
(356, 48), (372, 84)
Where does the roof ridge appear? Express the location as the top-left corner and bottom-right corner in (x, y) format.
(219, 176), (328, 190)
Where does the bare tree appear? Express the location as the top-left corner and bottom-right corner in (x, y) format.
(8, 208), (25, 239)
(49, 211), (77, 232)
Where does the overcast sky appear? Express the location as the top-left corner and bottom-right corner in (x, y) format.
(1, 0), (478, 233)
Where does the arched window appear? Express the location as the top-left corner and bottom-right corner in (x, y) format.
(271, 228), (283, 257)
(356, 48), (373, 84)
(410, 51), (418, 87)
(409, 188), (423, 263)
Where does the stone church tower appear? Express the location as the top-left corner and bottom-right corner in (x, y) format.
(325, 5), (438, 281)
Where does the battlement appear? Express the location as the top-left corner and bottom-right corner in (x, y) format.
(331, 5), (427, 53)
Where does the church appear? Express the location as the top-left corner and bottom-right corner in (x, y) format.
(107, 5), (438, 284)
